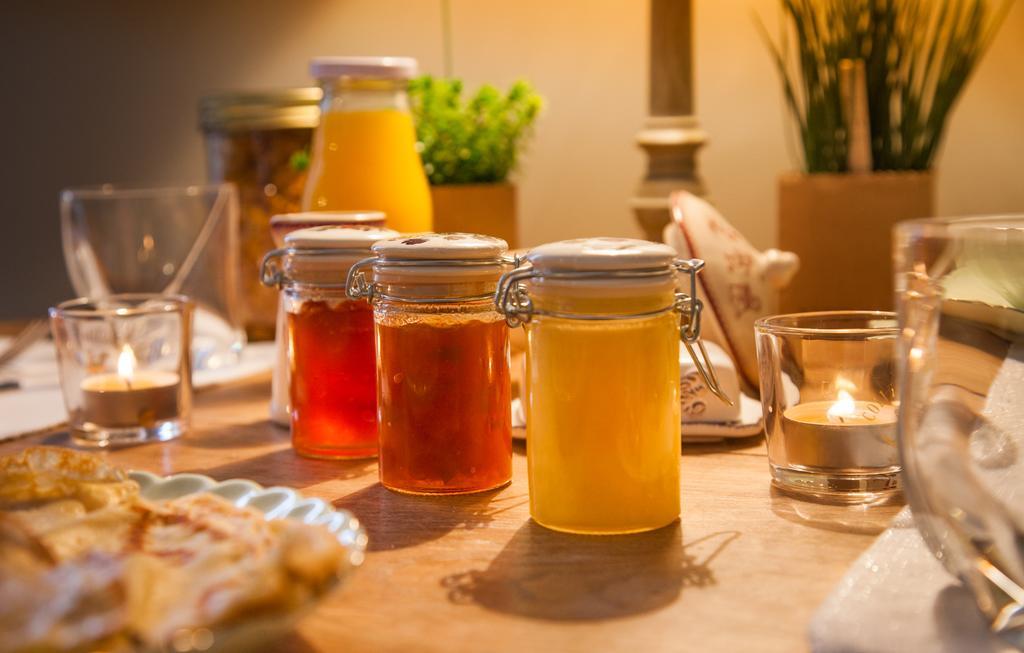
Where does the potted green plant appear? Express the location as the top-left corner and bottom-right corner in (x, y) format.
(760, 0), (1010, 311)
(409, 76), (542, 247)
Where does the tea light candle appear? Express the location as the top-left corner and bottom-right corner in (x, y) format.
(80, 345), (180, 428)
(782, 390), (897, 469)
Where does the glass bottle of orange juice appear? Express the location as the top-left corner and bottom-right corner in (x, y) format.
(496, 238), (729, 535)
(303, 57), (432, 233)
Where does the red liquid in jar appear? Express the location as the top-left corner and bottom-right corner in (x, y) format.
(376, 315), (512, 493)
(289, 299), (378, 458)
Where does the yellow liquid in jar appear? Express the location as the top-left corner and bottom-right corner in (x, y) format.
(524, 288), (681, 534)
(302, 110), (432, 233)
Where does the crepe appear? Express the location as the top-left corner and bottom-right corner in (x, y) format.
(0, 447), (348, 653)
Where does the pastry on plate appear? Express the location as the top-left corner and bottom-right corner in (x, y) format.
(0, 446), (354, 653)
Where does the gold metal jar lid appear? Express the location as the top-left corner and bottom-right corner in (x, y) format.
(199, 88), (321, 132)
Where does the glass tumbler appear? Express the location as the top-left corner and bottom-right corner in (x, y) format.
(60, 183), (243, 371)
(49, 294), (193, 447)
(896, 215), (1024, 641)
(755, 311), (900, 504)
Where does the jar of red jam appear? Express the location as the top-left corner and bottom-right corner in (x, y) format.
(266, 211), (387, 428)
(346, 233), (513, 494)
(261, 224), (398, 459)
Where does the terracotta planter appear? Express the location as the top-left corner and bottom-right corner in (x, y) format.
(429, 183), (518, 248)
(778, 171), (934, 312)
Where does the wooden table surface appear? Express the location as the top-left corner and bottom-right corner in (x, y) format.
(0, 373), (901, 653)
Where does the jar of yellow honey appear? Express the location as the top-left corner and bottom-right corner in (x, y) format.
(496, 238), (727, 534)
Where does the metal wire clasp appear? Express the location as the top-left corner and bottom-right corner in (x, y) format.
(345, 256), (378, 301)
(259, 248), (289, 288)
(495, 260), (536, 328)
(673, 258), (732, 405)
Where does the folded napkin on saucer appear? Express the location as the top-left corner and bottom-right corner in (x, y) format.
(680, 340), (740, 423)
(510, 341), (763, 441)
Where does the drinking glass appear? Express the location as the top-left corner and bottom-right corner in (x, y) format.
(896, 215), (1024, 641)
(61, 183), (244, 371)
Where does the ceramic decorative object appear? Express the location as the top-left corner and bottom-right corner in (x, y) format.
(663, 191), (799, 394)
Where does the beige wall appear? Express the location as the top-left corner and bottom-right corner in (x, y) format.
(3, 0), (1022, 317)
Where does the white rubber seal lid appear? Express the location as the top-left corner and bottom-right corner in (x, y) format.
(285, 225), (399, 251)
(526, 237), (676, 272)
(372, 233), (508, 261)
(368, 233), (509, 284)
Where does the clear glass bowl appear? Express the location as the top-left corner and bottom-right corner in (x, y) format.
(896, 215), (1024, 642)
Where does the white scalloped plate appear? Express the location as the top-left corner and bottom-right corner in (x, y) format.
(126, 471), (367, 651)
(129, 470), (367, 567)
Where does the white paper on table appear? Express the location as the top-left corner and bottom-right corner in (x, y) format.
(0, 339), (276, 442)
(0, 386), (66, 441)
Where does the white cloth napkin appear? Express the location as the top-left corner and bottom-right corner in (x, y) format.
(809, 507), (1015, 653)
(0, 339), (275, 442)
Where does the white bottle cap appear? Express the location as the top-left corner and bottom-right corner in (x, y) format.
(310, 56), (418, 80)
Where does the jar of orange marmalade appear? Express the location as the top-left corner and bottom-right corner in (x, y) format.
(347, 233), (513, 494)
(261, 224), (398, 459)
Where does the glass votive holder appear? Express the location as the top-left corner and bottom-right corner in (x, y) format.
(754, 311), (900, 503)
(49, 294), (193, 447)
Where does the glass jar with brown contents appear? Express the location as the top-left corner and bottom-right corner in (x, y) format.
(200, 88), (321, 340)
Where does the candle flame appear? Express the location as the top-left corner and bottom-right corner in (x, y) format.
(116, 344), (136, 380)
(827, 389), (857, 423)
